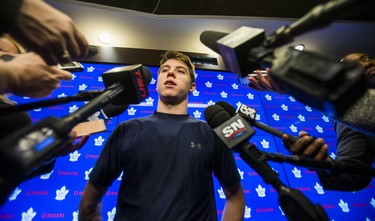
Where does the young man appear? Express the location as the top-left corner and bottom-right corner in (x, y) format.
(79, 51), (245, 220)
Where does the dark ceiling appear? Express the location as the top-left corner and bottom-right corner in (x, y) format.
(76, 0), (375, 22)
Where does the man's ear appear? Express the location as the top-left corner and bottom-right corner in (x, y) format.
(189, 82), (196, 92)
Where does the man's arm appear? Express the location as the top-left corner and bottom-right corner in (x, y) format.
(79, 180), (108, 221)
(221, 182), (245, 221)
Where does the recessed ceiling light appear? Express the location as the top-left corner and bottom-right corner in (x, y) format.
(98, 32), (111, 44)
(294, 44), (305, 51)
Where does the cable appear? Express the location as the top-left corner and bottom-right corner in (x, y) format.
(152, 0), (161, 14)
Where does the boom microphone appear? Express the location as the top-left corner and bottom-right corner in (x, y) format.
(199, 1), (375, 134)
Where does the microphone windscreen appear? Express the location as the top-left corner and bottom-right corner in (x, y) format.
(215, 100), (236, 116)
(142, 66), (152, 85)
(199, 30), (228, 54)
(204, 105), (231, 128)
(102, 64), (150, 105)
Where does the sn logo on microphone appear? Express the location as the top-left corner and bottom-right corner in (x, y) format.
(222, 118), (247, 141)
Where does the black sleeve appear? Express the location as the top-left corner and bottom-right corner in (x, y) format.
(0, 0), (23, 35)
(317, 121), (373, 191)
(89, 123), (125, 187)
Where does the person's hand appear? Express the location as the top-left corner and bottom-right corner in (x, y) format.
(0, 36), (22, 54)
(9, 0), (88, 65)
(248, 68), (285, 94)
(59, 131), (90, 157)
(0, 52), (72, 98)
(282, 131), (331, 161)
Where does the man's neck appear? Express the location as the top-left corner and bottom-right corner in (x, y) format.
(157, 99), (188, 115)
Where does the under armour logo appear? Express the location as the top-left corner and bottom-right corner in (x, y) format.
(191, 142), (202, 149)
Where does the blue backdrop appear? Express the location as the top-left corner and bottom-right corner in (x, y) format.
(1, 62), (374, 220)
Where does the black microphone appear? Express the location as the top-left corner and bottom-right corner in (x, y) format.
(204, 105), (329, 221)
(201, 30), (375, 134)
(264, 0), (373, 48)
(102, 64), (151, 105)
(200, 27), (269, 79)
(0, 64), (151, 179)
(98, 103), (129, 120)
(215, 101), (299, 143)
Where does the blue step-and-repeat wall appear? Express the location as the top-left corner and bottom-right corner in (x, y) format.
(1, 62), (374, 220)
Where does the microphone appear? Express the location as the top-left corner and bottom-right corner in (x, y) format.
(200, 26), (269, 79)
(264, 0), (373, 48)
(199, 1), (375, 134)
(200, 29), (375, 134)
(204, 105), (329, 221)
(102, 64), (151, 105)
(0, 64), (151, 179)
(99, 103), (129, 120)
(215, 101), (299, 143)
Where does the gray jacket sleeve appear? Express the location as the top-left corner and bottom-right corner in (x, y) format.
(317, 121), (374, 191)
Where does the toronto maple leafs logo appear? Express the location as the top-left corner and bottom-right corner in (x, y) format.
(237, 168), (244, 180)
(9, 187), (21, 201)
(220, 91), (228, 98)
(69, 105), (79, 113)
(73, 210), (79, 221)
(247, 93), (254, 100)
(255, 184), (266, 197)
(94, 136), (105, 146)
(78, 84), (88, 91)
(40, 170), (53, 180)
(87, 66), (95, 72)
(55, 186), (69, 201)
(69, 150), (81, 162)
(292, 167), (302, 178)
(85, 168), (93, 180)
(314, 183), (325, 195)
(21, 208), (36, 221)
(58, 93), (67, 98)
(205, 81), (212, 88)
(244, 206), (251, 218)
(272, 113), (280, 121)
(192, 90), (200, 96)
(127, 107), (136, 116)
(338, 199), (350, 213)
(260, 139), (269, 149)
(107, 207), (116, 221)
(218, 187), (226, 199)
(265, 94), (272, 101)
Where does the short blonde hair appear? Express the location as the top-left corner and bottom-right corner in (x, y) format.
(159, 51), (196, 83)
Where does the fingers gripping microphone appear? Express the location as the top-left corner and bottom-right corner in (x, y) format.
(204, 105), (329, 221)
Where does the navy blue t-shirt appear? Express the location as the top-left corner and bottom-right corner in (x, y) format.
(89, 111), (241, 220)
